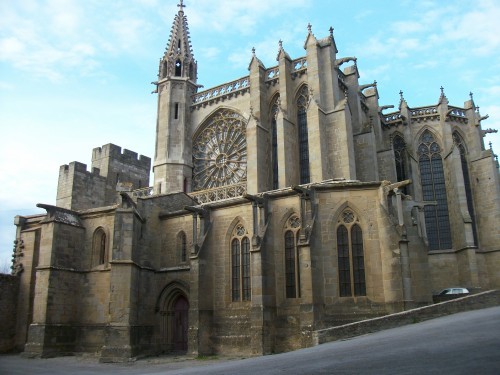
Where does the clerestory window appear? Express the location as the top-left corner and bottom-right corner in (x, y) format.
(393, 134), (409, 195)
(417, 130), (452, 250)
(271, 97), (280, 190)
(178, 231), (187, 263)
(297, 86), (310, 184)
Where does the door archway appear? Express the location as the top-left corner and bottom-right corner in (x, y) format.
(172, 296), (189, 352)
(157, 282), (189, 353)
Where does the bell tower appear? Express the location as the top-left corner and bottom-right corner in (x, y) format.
(153, 0), (197, 194)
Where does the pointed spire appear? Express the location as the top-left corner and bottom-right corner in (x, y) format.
(249, 47), (265, 70)
(159, 1), (197, 82)
(304, 23), (318, 50)
(277, 39), (291, 61)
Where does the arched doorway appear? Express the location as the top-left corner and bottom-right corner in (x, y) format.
(172, 296), (189, 352)
(157, 284), (189, 353)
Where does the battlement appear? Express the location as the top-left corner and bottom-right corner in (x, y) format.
(92, 143), (151, 170)
(57, 144), (152, 211)
(59, 162), (101, 176)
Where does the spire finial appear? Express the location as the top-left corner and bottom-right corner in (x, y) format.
(252, 47), (256, 56)
(178, 0), (186, 12)
(329, 26), (334, 38)
(440, 86), (445, 96)
(469, 92), (474, 101)
(279, 39), (283, 49)
(307, 23), (312, 33)
(399, 90), (404, 101)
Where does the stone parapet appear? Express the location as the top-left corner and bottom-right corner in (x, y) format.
(313, 290), (500, 346)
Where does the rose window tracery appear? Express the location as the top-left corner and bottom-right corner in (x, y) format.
(192, 109), (247, 191)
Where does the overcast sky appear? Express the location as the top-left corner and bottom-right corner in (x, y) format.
(1, 0), (499, 268)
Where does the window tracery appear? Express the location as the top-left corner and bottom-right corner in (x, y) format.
(336, 210), (365, 297)
(393, 134), (408, 194)
(284, 215), (301, 298)
(231, 223), (251, 302)
(417, 130), (452, 250)
(193, 109), (247, 191)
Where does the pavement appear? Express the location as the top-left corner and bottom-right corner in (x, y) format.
(1, 306), (499, 374)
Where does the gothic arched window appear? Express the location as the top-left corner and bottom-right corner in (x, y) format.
(178, 231), (187, 263)
(393, 134), (408, 194)
(297, 86), (310, 184)
(271, 97), (280, 190)
(231, 224), (251, 302)
(192, 109), (247, 191)
(336, 210), (366, 297)
(453, 131), (478, 246)
(92, 227), (107, 267)
(284, 215), (301, 298)
(417, 131), (452, 250)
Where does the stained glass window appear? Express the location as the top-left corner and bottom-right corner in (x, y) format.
(337, 210), (366, 297)
(271, 99), (279, 190)
(284, 216), (301, 298)
(231, 224), (251, 302)
(193, 109), (247, 191)
(418, 131), (452, 250)
(393, 134), (408, 194)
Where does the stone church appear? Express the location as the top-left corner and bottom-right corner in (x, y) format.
(10, 1), (500, 361)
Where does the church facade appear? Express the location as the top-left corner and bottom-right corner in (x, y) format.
(11, 3), (500, 361)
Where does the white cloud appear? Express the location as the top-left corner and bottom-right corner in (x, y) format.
(200, 47), (221, 60)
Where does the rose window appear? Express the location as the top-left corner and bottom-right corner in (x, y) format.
(192, 109), (247, 191)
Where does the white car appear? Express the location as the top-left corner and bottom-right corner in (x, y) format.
(438, 287), (470, 295)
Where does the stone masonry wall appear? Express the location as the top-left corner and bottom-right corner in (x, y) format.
(0, 274), (19, 352)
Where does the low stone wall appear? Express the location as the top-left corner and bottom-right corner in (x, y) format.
(313, 290), (500, 345)
(0, 274), (19, 353)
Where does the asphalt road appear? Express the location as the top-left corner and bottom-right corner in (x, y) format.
(1, 306), (499, 375)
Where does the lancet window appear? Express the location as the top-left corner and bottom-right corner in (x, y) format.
(192, 109), (247, 191)
(175, 59), (182, 76)
(178, 231), (187, 263)
(417, 131), (452, 250)
(453, 131), (478, 246)
(393, 134), (409, 194)
(231, 224), (251, 302)
(336, 209), (366, 297)
(92, 227), (107, 267)
(271, 97), (280, 190)
(284, 215), (301, 298)
(297, 86), (310, 184)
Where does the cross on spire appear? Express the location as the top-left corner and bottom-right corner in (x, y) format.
(178, 0), (186, 11)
